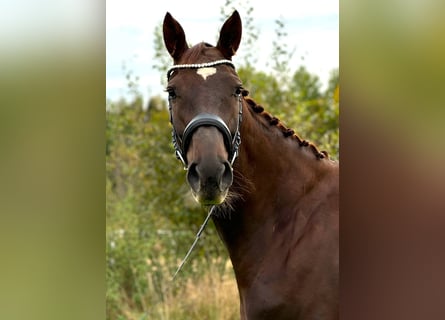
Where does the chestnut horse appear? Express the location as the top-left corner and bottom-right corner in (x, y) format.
(163, 10), (338, 320)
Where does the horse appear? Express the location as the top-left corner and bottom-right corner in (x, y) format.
(163, 10), (339, 320)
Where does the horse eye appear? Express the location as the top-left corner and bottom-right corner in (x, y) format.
(234, 87), (242, 96)
(167, 87), (177, 100)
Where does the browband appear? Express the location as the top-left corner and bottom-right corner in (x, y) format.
(167, 59), (235, 80)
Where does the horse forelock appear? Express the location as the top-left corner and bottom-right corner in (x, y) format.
(179, 42), (224, 64)
(243, 97), (330, 160)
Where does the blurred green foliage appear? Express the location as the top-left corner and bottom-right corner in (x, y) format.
(106, 91), (233, 318)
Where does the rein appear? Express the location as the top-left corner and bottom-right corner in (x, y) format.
(171, 206), (215, 280)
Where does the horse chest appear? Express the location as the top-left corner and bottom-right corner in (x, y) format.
(241, 273), (337, 320)
(232, 210), (338, 319)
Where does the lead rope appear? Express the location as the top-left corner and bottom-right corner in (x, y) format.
(171, 205), (215, 281)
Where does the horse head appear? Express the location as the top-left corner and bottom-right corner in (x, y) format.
(163, 11), (243, 206)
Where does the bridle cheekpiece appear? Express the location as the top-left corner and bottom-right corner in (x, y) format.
(167, 60), (242, 169)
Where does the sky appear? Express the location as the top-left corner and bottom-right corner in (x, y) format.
(106, 0), (338, 104)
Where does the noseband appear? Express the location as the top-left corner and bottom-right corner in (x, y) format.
(167, 60), (243, 168)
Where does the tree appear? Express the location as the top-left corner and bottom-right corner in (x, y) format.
(271, 16), (294, 86)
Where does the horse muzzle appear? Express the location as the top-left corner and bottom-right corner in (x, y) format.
(187, 158), (233, 205)
(184, 124), (234, 205)
(170, 112), (240, 205)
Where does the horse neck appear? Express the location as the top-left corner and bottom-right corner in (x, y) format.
(234, 99), (326, 210)
(213, 98), (333, 263)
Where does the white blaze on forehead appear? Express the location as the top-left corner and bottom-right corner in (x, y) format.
(196, 67), (217, 80)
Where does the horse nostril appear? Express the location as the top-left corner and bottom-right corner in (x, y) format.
(220, 161), (233, 190)
(187, 163), (200, 191)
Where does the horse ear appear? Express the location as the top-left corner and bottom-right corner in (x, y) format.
(163, 12), (188, 61)
(217, 10), (242, 59)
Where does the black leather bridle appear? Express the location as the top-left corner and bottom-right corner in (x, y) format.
(166, 60), (243, 168)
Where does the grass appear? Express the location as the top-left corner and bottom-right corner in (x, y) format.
(108, 257), (240, 320)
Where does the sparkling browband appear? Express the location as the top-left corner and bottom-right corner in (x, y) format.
(167, 59), (235, 80)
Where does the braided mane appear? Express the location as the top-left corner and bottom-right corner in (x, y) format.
(241, 90), (329, 160)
